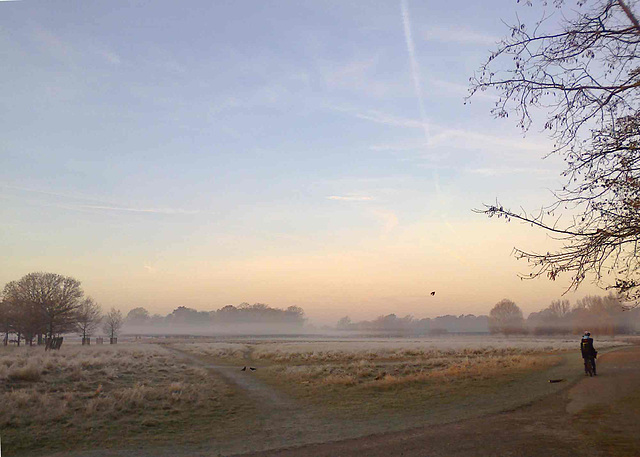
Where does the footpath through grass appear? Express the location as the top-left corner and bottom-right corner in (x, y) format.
(173, 339), (601, 439)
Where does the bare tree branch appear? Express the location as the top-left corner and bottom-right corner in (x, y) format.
(470, 0), (640, 307)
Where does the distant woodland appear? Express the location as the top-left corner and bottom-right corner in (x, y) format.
(337, 294), (640, 335)
(0, 272), (307, 345)
(124, 303), (306, 329)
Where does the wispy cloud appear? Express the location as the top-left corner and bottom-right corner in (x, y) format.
(401, 0), (429, 140)
(323, 59), (376, 88)
(143, 264), (157, 273)
(465, 167), (559, 177)
(349, 109), (550, 156)
(427, 128), (549, 155)
(355, 110), (423, 129)
(327, 195), (374, 202)
(79, 205), (200, 215)
(1, 184), (99, 202)
(1, 185), (201, 215)
(319, 58), (408, 99)
(424, 27), (499, 46)
(430, 78), (497, 101)
(369, 140), (427, 152)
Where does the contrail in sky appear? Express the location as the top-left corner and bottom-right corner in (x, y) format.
(401, 0), (429, 141)
(402, 0), (450, 233)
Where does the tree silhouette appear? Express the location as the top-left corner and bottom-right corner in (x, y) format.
(103, 307), (124, 340)
(2, 272), (84, 340)
(75, 297), (102, 340)
(470, 0), (640, 306)
(489, 299), (524, 334)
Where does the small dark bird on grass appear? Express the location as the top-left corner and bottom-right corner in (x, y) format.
(548, 379), (565, 383)
(249, 367), (257, 371)
(241, 366), (247, 371)
(430, 291), (436, 296)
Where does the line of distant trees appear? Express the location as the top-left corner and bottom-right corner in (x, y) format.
(0, 272), (123, 346)
(336, 294), (640, 335)
(489, 295), (640, 335)
(336, 314), (489, 334)
(1, 273), (307, 344)
(124, 303), (306, 328)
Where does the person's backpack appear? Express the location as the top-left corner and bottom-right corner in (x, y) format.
(580, 337), (595, 357)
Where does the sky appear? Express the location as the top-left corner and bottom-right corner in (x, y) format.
(0, 0), (607, 323)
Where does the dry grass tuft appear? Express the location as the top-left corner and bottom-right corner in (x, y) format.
(7, 361), (43, 382)
(321, 374), (357, 386)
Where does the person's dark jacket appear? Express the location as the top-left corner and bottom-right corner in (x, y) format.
(580, 337), (597, 359)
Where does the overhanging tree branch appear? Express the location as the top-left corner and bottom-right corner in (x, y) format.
(470, 0), (640, 307)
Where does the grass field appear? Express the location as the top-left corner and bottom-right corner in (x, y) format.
(0, 335), (631, 456)
(0, 343), (257, 456)
(172, 335), (627, 422)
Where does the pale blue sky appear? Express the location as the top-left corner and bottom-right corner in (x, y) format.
(0, 0), (600, 322)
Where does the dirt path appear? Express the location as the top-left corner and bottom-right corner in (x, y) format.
(154, 345), (349, 455)
(165, 345), (294, 408)
(237, 345), (640, 457)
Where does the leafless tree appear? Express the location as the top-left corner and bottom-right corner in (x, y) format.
(103, 307), (124, 340)
(0, 298), (13, 346)
(489, 299), (525, 334)
(548, 299), (572, 318)
(470, 0), (640, 306)
(75, 297), (102, 340)
(3, 273), (85, 339)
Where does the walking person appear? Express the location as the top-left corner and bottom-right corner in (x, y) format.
(580, 331), (598, 376)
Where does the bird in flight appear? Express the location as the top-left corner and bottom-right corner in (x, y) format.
(241, 366), (247, 371)
(430, 291), (436, 296)
(249, 367), (257, 371)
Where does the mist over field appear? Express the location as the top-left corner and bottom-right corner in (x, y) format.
(116, 294), (640, 338)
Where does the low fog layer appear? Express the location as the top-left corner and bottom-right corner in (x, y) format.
(120, 294), (640, 337)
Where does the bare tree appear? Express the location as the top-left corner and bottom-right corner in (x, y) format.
(11, 298), (43, 346)
(489, 299), (525, 334)
(548, 299), (572, 318)
(103, 307), (124, 340)
(470, 0), (640, 305)
(3, 272), (84, 339)
(75, 297), (102, 341)
(0, 298), (13, 346)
